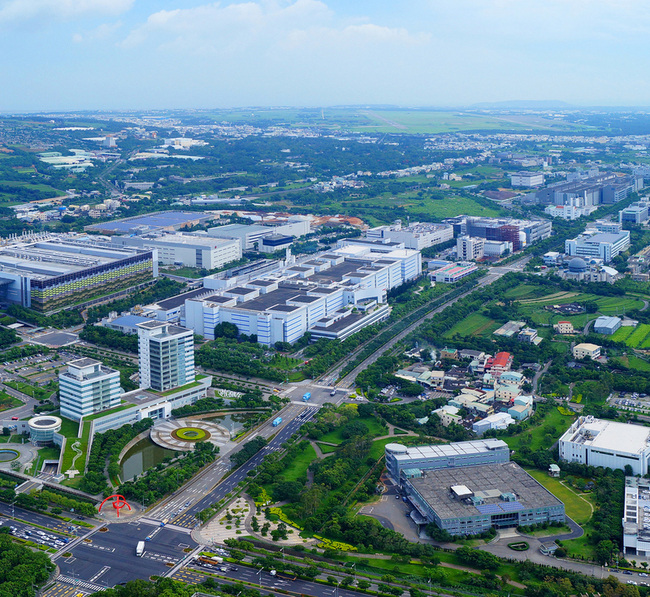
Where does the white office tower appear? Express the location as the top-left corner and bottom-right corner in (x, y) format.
(137, 321), (195, 391)
(59, 358), (121, 421)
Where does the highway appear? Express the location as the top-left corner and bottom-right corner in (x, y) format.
(336, 259), (529, 389)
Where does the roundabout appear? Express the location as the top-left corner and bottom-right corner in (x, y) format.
(150, 418), (232, 452)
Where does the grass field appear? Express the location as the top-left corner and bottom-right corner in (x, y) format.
(316, 443), (339, 454)
(613, 355), (650, 372)
(5, 380), (52, 401)
(282, 444), (317, 483)
(318, 417), (388, 445)
(0, 392), (22, 412)
(444, 312), (499, 338)
(0, 180), (66, 203)
(350, 110), (590, 134)
(369, 437), (399, 460)
(525, 469), (594, 524)
(318, 193), (503, 222)
(502, 285), (551, 300)
(505, 407), (575, 453)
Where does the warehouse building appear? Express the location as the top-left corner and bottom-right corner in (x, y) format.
(208, 220), (310, 250)
(112, 233), (242, 269)
(403, 461), (565, 536)
(385, 439), (509, 484)
(594, 316), (622, 335)
(559, 416), (650, 475)
(85, 211), (214, 234)
(366, 221), (454, 250)
(0, 233), (157, 312)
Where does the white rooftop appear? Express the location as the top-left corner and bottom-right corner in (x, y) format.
(391, 438), (508, 463)
(563, 417), (650, 455)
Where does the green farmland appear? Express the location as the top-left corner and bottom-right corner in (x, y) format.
(614, 323), (650, 348)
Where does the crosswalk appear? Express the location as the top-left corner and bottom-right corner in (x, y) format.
(56, 575), (105, 593)
(142, 551), (179, 564)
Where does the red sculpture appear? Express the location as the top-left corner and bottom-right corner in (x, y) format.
(98, 494), (132, 518)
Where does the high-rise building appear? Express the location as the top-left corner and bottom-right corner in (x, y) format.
(137, 321), (195, 391)
(456, 236), (485, 261)
(59, 358), (121, 421)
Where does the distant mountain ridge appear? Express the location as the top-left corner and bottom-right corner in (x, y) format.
(470, 100), (573, 110)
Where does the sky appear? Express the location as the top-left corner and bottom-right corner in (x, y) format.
(1, 0), (650, 111)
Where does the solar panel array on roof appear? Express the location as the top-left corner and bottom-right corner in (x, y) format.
(500, 501), (525, 512)
(476, 504), (502, 514)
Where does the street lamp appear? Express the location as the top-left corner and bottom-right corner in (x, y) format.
(258, 568), (264, 588)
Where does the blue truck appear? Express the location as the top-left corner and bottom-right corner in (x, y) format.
(272, 417), (282, 427)
(302, 392), (311, 402)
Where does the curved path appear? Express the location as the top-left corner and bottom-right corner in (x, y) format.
(68, 441), (82, 473)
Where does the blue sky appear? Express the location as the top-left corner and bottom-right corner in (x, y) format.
(1, 0), (649, 111)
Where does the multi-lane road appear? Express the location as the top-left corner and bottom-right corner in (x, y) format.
(335, 258), (530, 388)
(150, 404), (319, 529)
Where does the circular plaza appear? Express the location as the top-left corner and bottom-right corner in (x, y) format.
(150, 418), (231, 452)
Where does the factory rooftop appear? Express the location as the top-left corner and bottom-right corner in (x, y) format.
(85, 211), (213, 234)
(0, 234), (151, 281)
(408, 461), (563, 520)
(561, 417), (650, 455)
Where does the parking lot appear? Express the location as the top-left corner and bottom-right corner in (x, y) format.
(607, 391), (650, 414)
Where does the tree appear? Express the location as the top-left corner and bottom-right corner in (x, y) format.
(214, 322), (239, 339)
(596, 540), (617, 564)
(358, 580), (371, 591)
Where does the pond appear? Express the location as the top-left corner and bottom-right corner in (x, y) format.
(120, 438), (176, 482)
(204, 413), (257, 435)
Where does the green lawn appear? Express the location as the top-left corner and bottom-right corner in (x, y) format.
(505, 407), (575, 453)
(0, 392), (22, 412)
(317, 443), (339, 454)
(318, 417), (388, 445)
(281, 444), (317, 483)
(4, 381), (53, 401)
(444, 312), (499, 338)
(83, 403), (133, 421)
(503, 284), (552, 300)
(369, 437), (400, 460)
(525, 469), (593, 524)
(59, 419), (91, 479)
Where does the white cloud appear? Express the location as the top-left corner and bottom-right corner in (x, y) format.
(73, 20), (122, 43)
(0, 0), (134, 24)
(119, 0), (424, 52)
